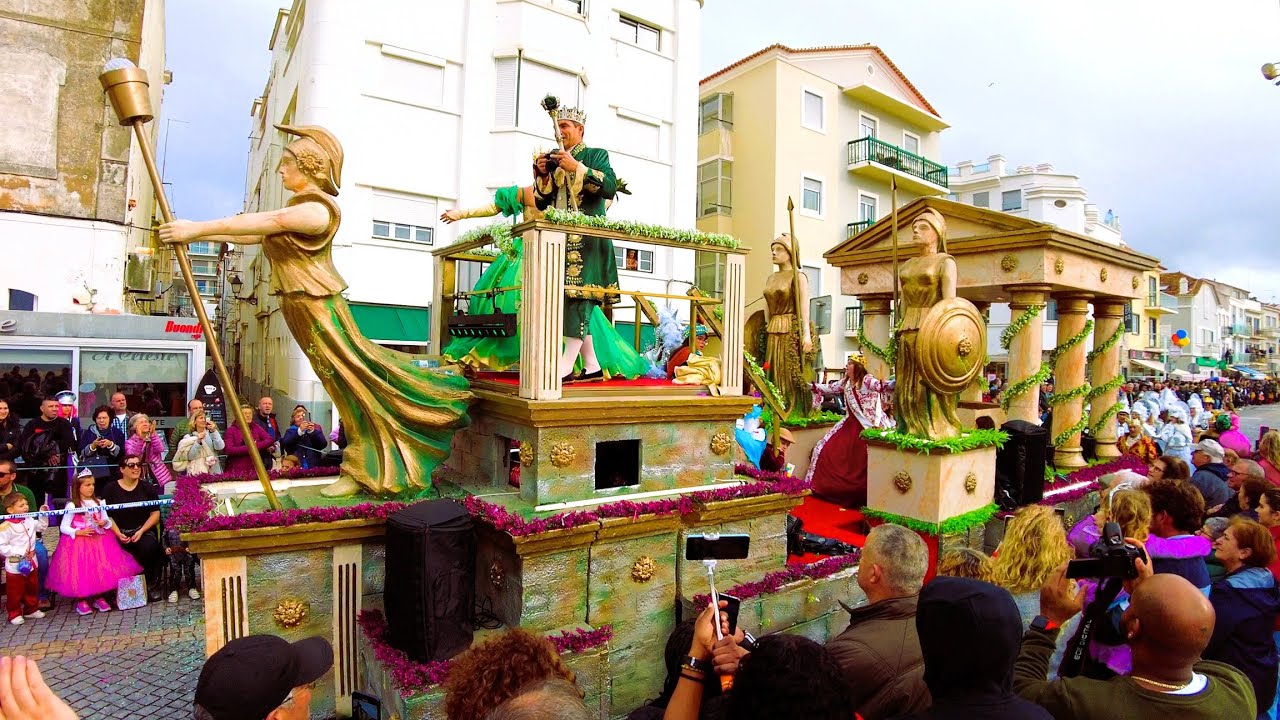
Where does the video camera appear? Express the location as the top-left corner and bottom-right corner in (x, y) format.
(1065, 521), (1147, 580)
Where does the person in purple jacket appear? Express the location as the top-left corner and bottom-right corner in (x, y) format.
(223, 404), (275, 475)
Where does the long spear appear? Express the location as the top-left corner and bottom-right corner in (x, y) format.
(891, 176), (899, 329)
(100, 59), (281, 510)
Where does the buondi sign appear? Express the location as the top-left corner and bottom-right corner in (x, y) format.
(0, 311), (206, 344)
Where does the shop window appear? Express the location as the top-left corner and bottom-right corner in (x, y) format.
(79, 350), (189, 434)
(0, 348), (72, 418)
(595, 439), (640, 490)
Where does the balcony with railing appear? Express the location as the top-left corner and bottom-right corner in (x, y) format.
(844, 305), (862, 337)
(846, 136), (949, 194)
(1225, 323), (1250, 337)
(846, 220), (874, 239)
(1144, 292), (1178, 315)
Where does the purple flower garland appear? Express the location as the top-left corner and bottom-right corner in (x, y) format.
(186, 466), (338, 486)
(358, 610), (612, 697)
(691, 553), (860, 608)
(1037, 455), (1147, 506)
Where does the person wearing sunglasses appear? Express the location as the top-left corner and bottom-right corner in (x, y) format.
(98, 455), (164, 603)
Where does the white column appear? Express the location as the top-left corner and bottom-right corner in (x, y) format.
(718, 253), (746, 396)
(520, 227), (566, 400)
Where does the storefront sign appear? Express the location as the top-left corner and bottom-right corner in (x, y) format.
(164, 320), (203, 340)
(0, 319), (15, 334)
(0, 310), (206, 345)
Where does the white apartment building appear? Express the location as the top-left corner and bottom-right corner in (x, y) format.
(232, 0), (702, 421)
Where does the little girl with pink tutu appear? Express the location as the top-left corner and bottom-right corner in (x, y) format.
(48, 470), (142, 615)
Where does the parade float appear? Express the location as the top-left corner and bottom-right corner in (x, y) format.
(105, 49), (1164, 714)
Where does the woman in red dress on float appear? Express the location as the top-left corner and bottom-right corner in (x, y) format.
(805, 353), (894, 509)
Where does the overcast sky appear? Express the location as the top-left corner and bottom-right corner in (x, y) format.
(164, 1), (1280, 299)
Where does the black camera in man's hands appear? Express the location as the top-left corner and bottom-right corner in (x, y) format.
(543, 151), (560, 174)
(1065, 521), (1148, 579)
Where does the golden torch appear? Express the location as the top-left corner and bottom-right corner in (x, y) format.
(100, 59), (282, 510)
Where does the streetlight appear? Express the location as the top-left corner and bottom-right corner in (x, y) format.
(227, 273), (258, 305)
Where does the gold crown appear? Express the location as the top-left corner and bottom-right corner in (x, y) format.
(552, 105), (587, 125)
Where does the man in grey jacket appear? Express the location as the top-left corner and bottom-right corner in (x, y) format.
(825, 523), (931, 720)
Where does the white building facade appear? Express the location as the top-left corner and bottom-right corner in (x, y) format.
(232, 0), (703, 421)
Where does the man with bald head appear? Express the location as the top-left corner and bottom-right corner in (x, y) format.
(1013, 554), (1254, 718)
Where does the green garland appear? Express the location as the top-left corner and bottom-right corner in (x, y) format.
(1000, 304), (1043, 351)
(1088, 401), (1125, 436)
(1046, 382), (1093, 407)
(455, 220), (519, 259)
(1084, 375), (1124, 404)
(544, 208), (740, 249)
(861, 503), (999, 536)
(744, 352), (786, 412)
(783, 410), (844, 428)
(1000, 363), (1053, 412)
(856, 325), (897, 367)
(1086, 322), (1125, 364)
(861, 427), (1008, 454)
(1048, 320), (1094, 367)
(1052, 417), (1091, 449)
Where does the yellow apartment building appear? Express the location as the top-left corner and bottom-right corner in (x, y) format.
(694, 43), (949, 368)
(1125, 268), (1176, 378)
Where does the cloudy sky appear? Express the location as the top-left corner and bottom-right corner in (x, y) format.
(164, 1), (1280, 298)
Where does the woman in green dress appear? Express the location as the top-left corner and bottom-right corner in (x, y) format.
(439, 182), (647, 380)
(159, 125), (470, 497)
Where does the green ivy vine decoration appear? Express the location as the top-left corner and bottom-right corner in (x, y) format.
(744, 352), (786, 411)
(1086, 323), (1125, 364)
(1000, 304), (1043, 351)
(544, 208), (741, 249)
(856, 325), (897, 367)
(1047, 382), (1093, 407)
(1088, 401), (1125, 436)
(1052, 417), (1091, 449)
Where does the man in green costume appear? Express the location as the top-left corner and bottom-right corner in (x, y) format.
(533, 105), (620, 381)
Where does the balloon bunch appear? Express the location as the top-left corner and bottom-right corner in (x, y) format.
(1170, 329), (1191, 348)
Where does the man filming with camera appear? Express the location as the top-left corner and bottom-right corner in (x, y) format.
(1013, 534), (1254, 718)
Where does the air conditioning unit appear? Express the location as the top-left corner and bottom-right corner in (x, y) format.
(124, 252), (154, 294)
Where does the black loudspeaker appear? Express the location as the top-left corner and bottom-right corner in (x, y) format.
(995, 420), (1048, 509)
(384, 499), (476, 662)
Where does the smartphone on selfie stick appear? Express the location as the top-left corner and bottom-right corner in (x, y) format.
(685, 533), (750, 690)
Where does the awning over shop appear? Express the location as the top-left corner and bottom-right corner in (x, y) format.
(1230, 365), (1267, 379)
(1195, 357), (1221, 368)
(349, 303), (430, 344)
(1130, 358), (1167, 374)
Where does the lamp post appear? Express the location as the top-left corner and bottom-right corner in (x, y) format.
(100, 59), (281, 510)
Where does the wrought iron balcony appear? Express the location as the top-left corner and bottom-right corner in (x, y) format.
(847, 220), (874, 239)
(846, 136), (949, 192)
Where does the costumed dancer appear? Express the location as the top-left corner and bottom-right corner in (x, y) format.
(47, 470), (142, 616)
(160, 126), (471, 497)
(734, 406), (766, 469)
(763, 235), (816, 419)
(806, 353), (894, 509)
(1159, 404), (1194, 464)
(666, 325), (710, 378)
(1188, 393), (1209, 436)
(1117, 418), (1160, 465)
(1217, 410), (1253, 458)
(532, 100), (626, 382)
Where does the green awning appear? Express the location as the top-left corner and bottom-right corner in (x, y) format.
(349, 303), (430, 343)
(1195, 357), (1220, 368)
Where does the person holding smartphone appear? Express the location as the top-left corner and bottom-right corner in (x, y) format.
(79, 405), (125, 489)
(281, 406), (328, 470)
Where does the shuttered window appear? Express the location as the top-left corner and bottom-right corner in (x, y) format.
(494, 57), (518, 126)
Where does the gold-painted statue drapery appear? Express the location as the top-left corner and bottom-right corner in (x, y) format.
(893, 209), (977, 440)
(159, 125), (471, 497)
(763, 236), (817, 419)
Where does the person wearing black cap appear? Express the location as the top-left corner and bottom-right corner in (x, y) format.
(194, 635), (333, 720)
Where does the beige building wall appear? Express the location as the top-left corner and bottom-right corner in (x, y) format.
(697, 46), (947, 369)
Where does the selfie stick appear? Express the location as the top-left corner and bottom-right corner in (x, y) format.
(702, 533), (735, 691)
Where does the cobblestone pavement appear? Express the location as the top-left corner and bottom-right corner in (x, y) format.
(0, 526), (205, 719)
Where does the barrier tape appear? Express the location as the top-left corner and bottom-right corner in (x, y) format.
(2, 498), (173, 521)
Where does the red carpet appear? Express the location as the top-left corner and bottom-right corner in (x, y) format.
(788, 495), (867, 565)
(476, 372), (680, 389)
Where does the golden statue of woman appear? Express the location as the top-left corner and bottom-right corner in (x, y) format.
(763, 235), (816, 419)
(894, 209), (966, 439)
(158, 125), (471, 497)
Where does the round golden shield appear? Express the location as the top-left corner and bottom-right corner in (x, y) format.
(917, 297), (986, 394)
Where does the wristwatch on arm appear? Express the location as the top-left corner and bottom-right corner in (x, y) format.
(1030, 615), (1060, 633)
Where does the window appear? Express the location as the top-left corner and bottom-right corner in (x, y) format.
(189, 259), (218, 275)
(618, 15), (659, 51)
(1204, 329), (1215, 344)
(1124, 303), (1138, 334)
(859, 114), (877, 139)
(614, 113), (659, 159)
(1045, 300), (1058, 321)
(699, 93), (733, 134)
(859, 193), (878, 222)
(1147, 276), (1158, 305)
(1002, 189), (1022, 211)
(802, 90), (824, 131)
(372, 46), (445, 108)
(697, 159), (732, 216)
(615, 247), (653, 273)
(902, 131), (920, 155)
(494, 57), (585, 130)
(801, 266), (822, 296)
(552, 0), (585, 15)
(188, 241), (217, 256)
(801, 176), (823, 214)
(372, 220), (433, 245)
(80, 350), (189, 427)
(972, 191), (989, 208)
(1148, 317), (1158, 344)
(7, 290), (36, 311)
(695, 251), (726, 299)
(194, 279), (217, 296)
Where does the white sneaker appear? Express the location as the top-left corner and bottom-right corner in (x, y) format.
(167, 591), (178, 604)
(188, 588), (201, 600)
(8, 616), (22, 625)
(23, 610), (44, 619)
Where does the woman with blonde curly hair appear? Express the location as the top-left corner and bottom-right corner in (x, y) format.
(443, 628), (578, 720)
(991, 504), (1073, 625)
(1258, 430), (1280, 488)
(936, 547), (993, 582)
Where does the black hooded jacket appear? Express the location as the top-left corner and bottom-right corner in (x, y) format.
(902, 577), (1052, 720)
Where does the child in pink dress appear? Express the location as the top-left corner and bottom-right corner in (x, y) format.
(47, 471), (142, 615)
